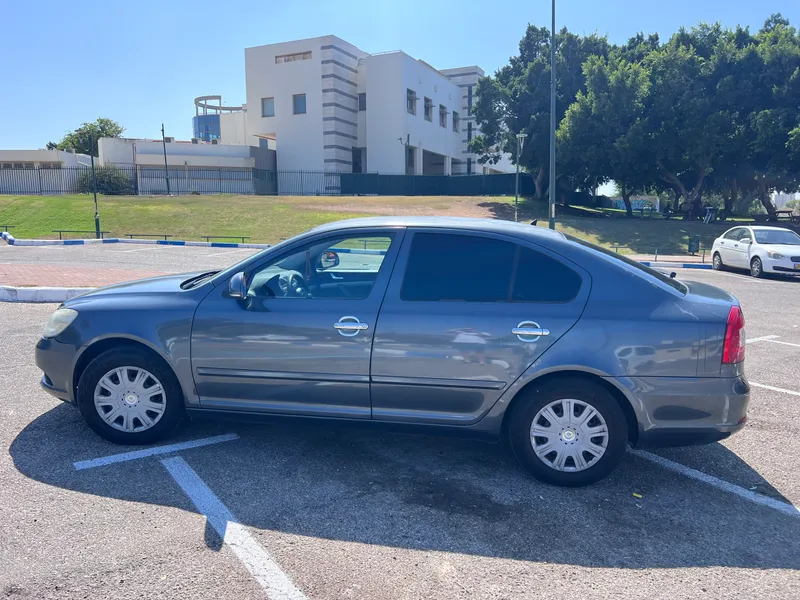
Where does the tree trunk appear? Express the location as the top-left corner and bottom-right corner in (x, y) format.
(533, 167), (546, 200)
(757, 180), (777, 217)
(725, 180), (737, 215)
(620, 184), (633, 217)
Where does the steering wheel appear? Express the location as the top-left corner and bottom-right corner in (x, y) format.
(278, 272), (309, 297)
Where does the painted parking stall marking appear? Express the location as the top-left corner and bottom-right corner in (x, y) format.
(631, 450), (800, 518)
(162, 457), (308, 600)
(73, 433), (239, 470)
(749, 381), (800, 397)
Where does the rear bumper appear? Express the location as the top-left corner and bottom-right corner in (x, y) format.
(606, 375), (750, 448)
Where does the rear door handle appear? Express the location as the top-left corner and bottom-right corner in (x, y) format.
(513, 321), (550, 342)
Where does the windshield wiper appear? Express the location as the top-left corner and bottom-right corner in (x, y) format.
(181, 271), (220, 289)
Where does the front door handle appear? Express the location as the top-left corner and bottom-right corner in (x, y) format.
(334, 316), (369, 337)
(513, 321), (550, 342)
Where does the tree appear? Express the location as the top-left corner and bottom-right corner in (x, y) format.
(77, 165), (133, 195)
(56, 118), (124, 156)
(470, 26), (610, 200)
(558, 54), (651, 216)
(45, 141), (58, 150)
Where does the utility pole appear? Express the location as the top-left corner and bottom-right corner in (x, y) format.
(161, 123), (171, 195)
(90, 135), (101, 239)
(548, 0), (557, 230)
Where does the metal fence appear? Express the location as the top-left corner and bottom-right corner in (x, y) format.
(0, 166), (530, 197)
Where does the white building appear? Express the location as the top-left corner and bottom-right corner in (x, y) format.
(0, 149), (93, 195)
(98, 137), (276, 195)
(241, 35), (513, 179)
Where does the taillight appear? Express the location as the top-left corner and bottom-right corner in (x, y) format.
(722, 305), (745, 364)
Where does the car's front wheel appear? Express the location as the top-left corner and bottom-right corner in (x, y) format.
(750, 256), (764, 278)
(507, 379), (628, 487)
(77, 347), (184, 445)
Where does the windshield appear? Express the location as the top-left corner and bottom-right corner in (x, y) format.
(754, 229), (800, 245)
(565, 234), (688, 294)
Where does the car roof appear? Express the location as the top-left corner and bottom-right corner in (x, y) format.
(748, 225), (796, 231)
(310, 216), (568, 240)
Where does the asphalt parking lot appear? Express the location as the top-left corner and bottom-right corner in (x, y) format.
(1, 247), (799, 599)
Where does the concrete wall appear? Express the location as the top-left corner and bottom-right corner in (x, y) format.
(219, 111), (249, 146)
(0, 149), (92, 167)
(0, 149), (93, 195)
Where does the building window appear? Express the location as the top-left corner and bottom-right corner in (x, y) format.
(261, 97), (275, 117)
(453, 111), (460, 133)
(358, 93), (367, 111)
(407, 89), (417, 115)
(424, 97), (433, 121)
(259, 138), (270, 149)
(276, 51), (312, 64)
(467, 158), (472, 174)
(467, 85), (473, 110)
(467, 122), (473, 142)
(293, 93), (307, 115)
(439, 104), (447, 128)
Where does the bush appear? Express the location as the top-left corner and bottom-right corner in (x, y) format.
(77, 166), (133, 195)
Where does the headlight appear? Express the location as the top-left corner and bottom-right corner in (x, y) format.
(767, 251), (784, 260)
(42, 308), (78, 338)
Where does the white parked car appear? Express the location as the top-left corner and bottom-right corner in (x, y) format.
(712, 225), (800, 277)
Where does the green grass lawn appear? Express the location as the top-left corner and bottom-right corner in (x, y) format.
(0, 193), (750, 254)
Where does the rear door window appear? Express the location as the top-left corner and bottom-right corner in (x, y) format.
(400, 232), (582, 303)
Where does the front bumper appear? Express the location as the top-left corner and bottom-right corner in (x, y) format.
(764, 256), (800, 274)
(35, 336), (77, 404)
(608, 375), (750, 448)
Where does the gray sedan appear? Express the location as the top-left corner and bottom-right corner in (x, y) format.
(35, 217), (749, 486)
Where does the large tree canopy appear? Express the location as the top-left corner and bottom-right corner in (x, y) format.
(473, 14), (800, 216)
(51, 118), (124, 156)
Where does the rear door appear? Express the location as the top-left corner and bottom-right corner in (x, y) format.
(369, 229), (590, 425)
(718, 227), (743, 265)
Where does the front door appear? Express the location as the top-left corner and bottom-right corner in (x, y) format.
(729, 227), (753, 268)
(191, 229), (403, 418)
(370, 229), (590, 425)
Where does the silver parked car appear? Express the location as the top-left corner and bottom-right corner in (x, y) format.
(35, 217), (749, 486)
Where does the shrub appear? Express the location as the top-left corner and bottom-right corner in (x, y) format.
(77, 166), (133, 195)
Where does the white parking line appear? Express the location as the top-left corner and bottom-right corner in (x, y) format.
(760, 339), (800, 349)
(747, 335), (781, 343)
(749, 381), (800, 397)
(207, 248), (253, 257)
(630, 450), (800, 518)
(161, 456), (307, 600)
(73, 433), (239, 470)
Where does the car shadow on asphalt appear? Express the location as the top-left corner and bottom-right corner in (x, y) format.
(11, 403), (800, 570)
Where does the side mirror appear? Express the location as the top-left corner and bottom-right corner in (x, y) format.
(317, 250), (340, 270)
(740, 237), (752, 245)
(228, 272), (247, 299)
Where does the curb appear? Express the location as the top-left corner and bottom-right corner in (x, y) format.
(1, 231), (270, 249)
(0, 285), (94, 303)
(640, 261), (712, 270)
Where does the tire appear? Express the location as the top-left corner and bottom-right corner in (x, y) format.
(77, 347), (185, 445)
(750, 256), (764, 278)
(507, 379), (629, 487)
(712, 252), (724, 271)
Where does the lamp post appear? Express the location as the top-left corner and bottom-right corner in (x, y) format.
(548, 0), (557, 229)
(89, 134), (101, 239)
(514, 133), (527, 222)
(161, 123), (171, 195)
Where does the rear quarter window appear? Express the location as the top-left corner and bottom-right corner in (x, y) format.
(565, 235), (687, 294)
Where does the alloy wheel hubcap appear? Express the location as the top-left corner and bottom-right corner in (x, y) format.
(530, 398), (609, 472)
(94, 367), (166, 433)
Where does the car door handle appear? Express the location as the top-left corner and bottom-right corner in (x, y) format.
(512, 321), (550, 342)
(334, 316), (369, 337)
(330, 274), (344, 280)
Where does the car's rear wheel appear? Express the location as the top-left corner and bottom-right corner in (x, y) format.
(750, 256), (764, 278)
(507, 379), (628, 487)
(712, 252), (725, 271)
(77, 347), (184, 445)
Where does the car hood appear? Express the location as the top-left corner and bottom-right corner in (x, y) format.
(758, 243), (800, 255)
(63, 272), (209, 306)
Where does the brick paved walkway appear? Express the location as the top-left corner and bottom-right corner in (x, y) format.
(0, 263), (168, 287)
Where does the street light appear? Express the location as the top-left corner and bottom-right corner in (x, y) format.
(514, 133), (527, 222)
(548, 0), (557, 229)
(161, 123), (171, 195)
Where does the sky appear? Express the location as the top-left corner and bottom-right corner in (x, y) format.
(2, 0), (798, 149)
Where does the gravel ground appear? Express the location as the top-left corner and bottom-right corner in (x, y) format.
(1, 264), (799, 599)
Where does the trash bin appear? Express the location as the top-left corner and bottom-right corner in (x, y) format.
(688, 236), (700, 254)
